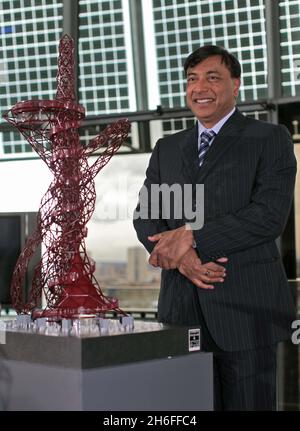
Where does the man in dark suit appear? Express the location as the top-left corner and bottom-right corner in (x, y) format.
(133, 45), (297, 410)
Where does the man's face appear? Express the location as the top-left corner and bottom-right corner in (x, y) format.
(186, 55), (240, 128)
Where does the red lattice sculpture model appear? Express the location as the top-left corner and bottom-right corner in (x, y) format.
(3, 35), (131, 319)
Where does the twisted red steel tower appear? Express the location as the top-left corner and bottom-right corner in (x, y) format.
(3, 35), (130, 319)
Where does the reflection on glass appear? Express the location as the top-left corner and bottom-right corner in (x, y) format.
(85, 154), (160, 312)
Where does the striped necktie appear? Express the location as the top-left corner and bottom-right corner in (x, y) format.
(198, 130), (216, 166)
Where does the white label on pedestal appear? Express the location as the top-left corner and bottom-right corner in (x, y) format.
(188, 328), (201, 352)
(0, 321), (6, 344)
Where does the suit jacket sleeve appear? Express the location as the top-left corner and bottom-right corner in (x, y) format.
(133, 139), (169, 254)
(194, 124), (297, 261)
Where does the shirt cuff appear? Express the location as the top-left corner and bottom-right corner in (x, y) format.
(185, 223), (197, 248)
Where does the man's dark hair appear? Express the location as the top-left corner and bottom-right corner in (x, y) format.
(184, 45), (241, 78)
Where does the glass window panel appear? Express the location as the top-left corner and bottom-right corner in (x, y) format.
(79, 0), (135, 116)
(279, 1), (300, 96)
(0, 0), (63, 155)
(152, 0), (267, 107)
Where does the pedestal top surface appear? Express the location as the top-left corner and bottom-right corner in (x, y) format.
(0, 319), (202, 369)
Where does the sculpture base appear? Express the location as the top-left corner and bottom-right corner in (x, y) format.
(0, 322), (213, 411)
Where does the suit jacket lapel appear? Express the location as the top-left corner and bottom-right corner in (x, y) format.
(178, 124), (199, 183)
(196, 109), (246, 183)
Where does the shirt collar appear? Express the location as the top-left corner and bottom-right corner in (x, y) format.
(197, 107), (236, 139)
